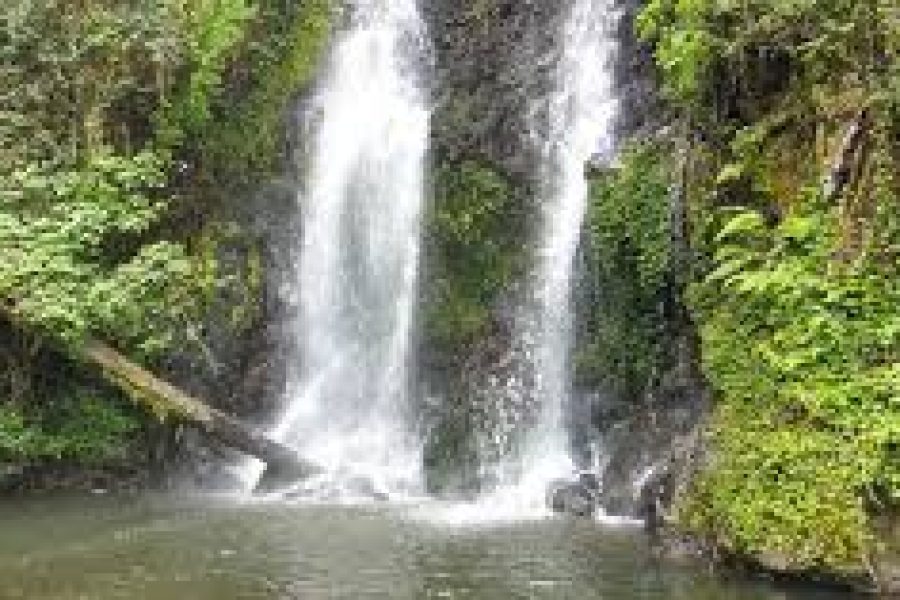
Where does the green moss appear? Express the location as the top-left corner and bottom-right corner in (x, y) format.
(425, 160), (527, 351)
(576, 144), (677, 396)
(198, 0), (333, 187)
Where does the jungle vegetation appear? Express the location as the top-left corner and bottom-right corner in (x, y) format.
(629, 0), (899, 581)
(0, 0), (331, 465)
(0, 0), (896, 587)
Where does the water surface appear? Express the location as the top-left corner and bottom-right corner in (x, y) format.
(0, 494), (858, 599)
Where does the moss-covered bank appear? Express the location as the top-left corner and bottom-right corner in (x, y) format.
(627, 0), (898, 591)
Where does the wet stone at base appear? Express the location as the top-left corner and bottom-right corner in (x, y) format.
(546, 472), (603, 518)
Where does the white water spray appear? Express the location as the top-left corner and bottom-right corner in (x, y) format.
(480, 0), (621, 514)
(531, 0), (620, 465)
(250, 0), (430, 499)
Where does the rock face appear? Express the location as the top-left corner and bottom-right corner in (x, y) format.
(613, 0), (668, 139)
(0, 464), (24, 492)
(547, 387), (710, 521)
(419, 0), (563, 495)
(0, 462), (151, 494)
(424, 0), (662, 174)
(421, 291), (540, 495)
(423, 0), (566, 180)
(151, 178), (303, 489)
(590, 362), (710, 519)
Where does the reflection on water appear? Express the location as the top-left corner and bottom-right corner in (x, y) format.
(0, 494), (857, 600)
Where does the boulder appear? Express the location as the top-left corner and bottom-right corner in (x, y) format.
(546, 472), (602, 518)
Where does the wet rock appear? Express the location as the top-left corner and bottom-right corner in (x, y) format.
(0, 463), (150, 494)
(337, 476), (391, 501)
(278, 475), (391, 502)
(253, 459), (320, 495)
(422, 291), (543, 496)
(423, 0), (565, 179)
(0, 463), (24, 492)
(566, 333), (711, 520)
(546, 472), (602, 518)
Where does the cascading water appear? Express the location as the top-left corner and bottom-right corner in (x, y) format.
(527, 0), (620, 479)
(470, 0), (621, 516)
(250, 0), (430, 499)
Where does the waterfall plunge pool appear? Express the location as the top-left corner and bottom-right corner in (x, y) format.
(0, 493), (857, 599)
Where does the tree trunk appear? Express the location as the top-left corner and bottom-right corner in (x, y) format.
(0, 304), (318, 482)
(81, 340), (319, 481)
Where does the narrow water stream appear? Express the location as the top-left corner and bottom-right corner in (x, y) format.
(0, 494), (858, 600)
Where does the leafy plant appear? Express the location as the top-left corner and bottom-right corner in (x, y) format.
(682, 201), (899, 572)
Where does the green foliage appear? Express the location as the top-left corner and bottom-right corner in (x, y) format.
(0, 0), (251, 349)
(1, 0), (332, 349)
(0, 388), (139, 464)
(166, 0), (256, 138)
(681, 202), (899, 572)
(2, 0), (178, 167)
(426, 161), (526, 349)
(637, 0), (893, 111)
(589, 146), (673, 297)
(0, 152), (201, 350)
(576, 144), (676, 395)
(0, 0), (333, 466)
(198, 0), (333, 185)
(638, 0), (900, 579)
(636, 0), (717, 102)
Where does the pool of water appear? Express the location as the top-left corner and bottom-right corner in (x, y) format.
(0, 494), (857, 599)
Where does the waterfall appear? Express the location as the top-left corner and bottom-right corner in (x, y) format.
(528, 0), (620, 473)
(473, 0), (620, 514)
(252, 0), (430, 499)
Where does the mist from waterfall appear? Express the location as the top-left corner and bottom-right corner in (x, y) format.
(472, 0), (621, 517)
(253, 0), (430, 499)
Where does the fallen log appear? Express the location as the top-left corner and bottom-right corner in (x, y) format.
(1, 304), (318, 481)
(83, 340), (319, 481)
